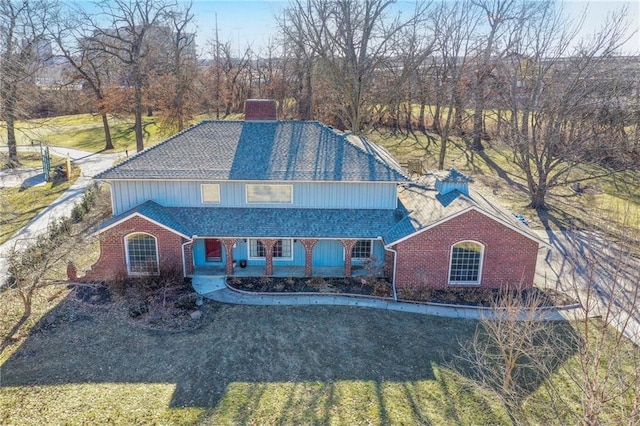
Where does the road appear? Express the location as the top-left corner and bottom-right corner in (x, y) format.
(0, 146), (124, 285)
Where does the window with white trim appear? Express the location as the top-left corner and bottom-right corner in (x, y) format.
(449, 241), (483, 284)
(246, 184), (292, 204)
(248, 239), (293, 259)
(126, 233), (159, 275)
(351, 240), (372, 259)
(201, 184), (220, 204)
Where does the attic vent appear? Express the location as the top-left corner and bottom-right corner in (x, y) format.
(435, 168), (473, 196)
(244, 99), (277, 121)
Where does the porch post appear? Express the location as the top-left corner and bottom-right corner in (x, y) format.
(300, 239), (318, 277)
(260, 239), (277, 276)
(221, 239), (238, 275)
(183, 241), (194, 276)
(340, 239), (357, 277)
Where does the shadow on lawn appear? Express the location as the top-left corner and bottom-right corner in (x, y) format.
(0, 294), (577, 420)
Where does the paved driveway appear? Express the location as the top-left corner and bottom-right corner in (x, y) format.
(535, 229), (640, 345)
(0, 146), (124, 285)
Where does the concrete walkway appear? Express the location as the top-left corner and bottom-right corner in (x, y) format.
(194, 276), (576, 320)
(0, 146), (124, 285)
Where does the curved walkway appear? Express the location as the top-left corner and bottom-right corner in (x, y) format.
(201, 283), (579, 321)
(0, 146), (125, 285)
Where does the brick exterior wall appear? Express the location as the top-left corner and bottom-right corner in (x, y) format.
(82, 216), (188, 281)
(392, 210), (539, 290)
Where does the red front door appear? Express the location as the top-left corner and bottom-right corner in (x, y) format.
(205, 239), (222, 262)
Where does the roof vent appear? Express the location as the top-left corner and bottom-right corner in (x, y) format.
(244, 99), (277, 121)
(434, 168), (473, 196)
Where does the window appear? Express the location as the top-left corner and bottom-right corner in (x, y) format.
(351, 240), (372, 259)
(248, 239), (293, 259)
(126, 233), (159, 275)
(449, 241), (483, 285)
(246, 184), (292, 204)
(201, 184), (220, 204)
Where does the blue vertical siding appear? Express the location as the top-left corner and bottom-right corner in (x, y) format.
(110, 180), (397, 215)
(312, 240), (345, 267)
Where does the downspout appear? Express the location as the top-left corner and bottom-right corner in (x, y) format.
(382, 242), (398, 301)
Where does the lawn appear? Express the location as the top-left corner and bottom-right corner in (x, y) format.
(0, 154), (80, 245)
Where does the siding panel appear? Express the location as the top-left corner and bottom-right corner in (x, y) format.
(111, 181), (398, 215)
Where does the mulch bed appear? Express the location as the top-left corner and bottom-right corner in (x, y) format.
(227, 276), (576, 307)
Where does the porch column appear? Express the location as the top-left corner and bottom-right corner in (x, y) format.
(300, 239), (318, 277)
(340, 239), (357, 277)
(183, 241), (194, 276)
(260, 239), (277, 276)
(221, 238), (238, 275)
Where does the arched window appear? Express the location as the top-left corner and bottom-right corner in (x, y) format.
(125, 233), (159, 275)
(449, 241), (484, 285)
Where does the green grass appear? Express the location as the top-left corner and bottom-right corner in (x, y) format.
(0, 156), (80, 245)
(0, 288), (636, 425)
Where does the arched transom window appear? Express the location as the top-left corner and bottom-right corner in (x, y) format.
(449, 241), (484, 285)
(126, 233), (159, 275)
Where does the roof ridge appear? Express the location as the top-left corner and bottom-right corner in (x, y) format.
(329, 126), (409, 181)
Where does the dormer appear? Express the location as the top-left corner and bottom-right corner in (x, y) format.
(434, 168), (473, 196)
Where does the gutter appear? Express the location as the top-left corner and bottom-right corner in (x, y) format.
(382, 241), (398, 301)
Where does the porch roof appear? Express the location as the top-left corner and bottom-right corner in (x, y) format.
(97, 200), (406, 240)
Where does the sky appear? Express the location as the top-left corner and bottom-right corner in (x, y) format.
(188, 0), (640, 57)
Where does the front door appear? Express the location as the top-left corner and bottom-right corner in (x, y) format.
(205, 239), (222, 262)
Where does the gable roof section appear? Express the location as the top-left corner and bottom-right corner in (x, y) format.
(96, 121), (409, 182)
(96, 200), (191, 238)
(383, 175), (546, 247)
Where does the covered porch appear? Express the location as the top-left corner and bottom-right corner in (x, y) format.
(187, 237), (385, 278)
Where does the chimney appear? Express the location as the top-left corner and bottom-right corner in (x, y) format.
(244, 99), (277, 121)
(435, 168), (473, 196)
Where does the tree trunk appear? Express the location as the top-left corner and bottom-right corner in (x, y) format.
(528, 185), (548, 210)
(101, 112), (114, 150)
(4, 87), (19, 166)
(134, 76), (144, 152)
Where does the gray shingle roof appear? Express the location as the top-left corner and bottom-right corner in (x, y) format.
(96, 121), (409, 182)
(98, 200), (406, 239)
(382, 174), (543, 245)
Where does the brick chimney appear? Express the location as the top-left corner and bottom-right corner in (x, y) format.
(244, 99), (277, 121)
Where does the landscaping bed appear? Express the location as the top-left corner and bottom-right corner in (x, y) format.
(227, 276), (575, 307)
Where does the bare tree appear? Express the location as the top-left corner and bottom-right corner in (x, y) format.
(280, 0), (429, 134)
(0, 0), (56, 166)
(456, 287), (569, 424)
(430, 0), (481, 168)
(83, 0), (178, 152)
(496, 5), (635, 209)
(49, 5), (117, 150)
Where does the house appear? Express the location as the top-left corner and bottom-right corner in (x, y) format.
(84, 99), (543, 295)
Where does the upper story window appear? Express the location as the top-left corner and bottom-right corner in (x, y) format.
(248, 239), (293, 260)
(201, 184), (220, 204)
(448, 241), (484, 285)
(125, 233), (159, 275)
(351, 239), (372, 259)
(246, 184), (292, 204)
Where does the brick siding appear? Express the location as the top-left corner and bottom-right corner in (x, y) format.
(392, 210), (539, 290)
(82, 216), (188, 281)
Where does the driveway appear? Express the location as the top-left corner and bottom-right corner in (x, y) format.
(0, 146), (124, 285)
(534, 229), (640, 345)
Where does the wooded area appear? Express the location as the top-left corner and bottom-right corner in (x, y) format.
(1, 0), (638, 209)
